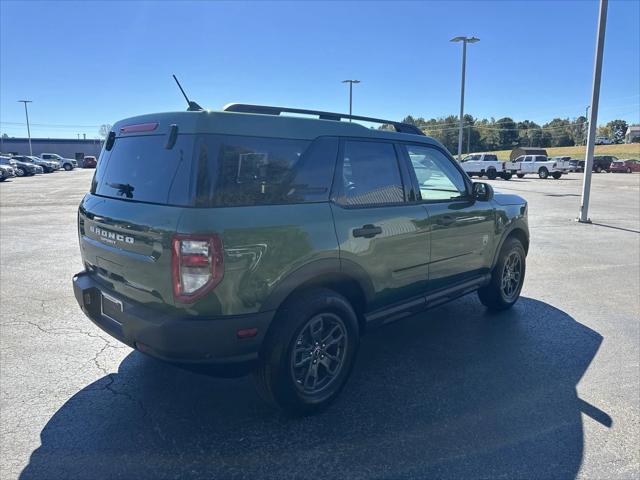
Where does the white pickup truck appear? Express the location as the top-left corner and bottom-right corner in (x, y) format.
(507, 155), (569, 179)
(459, 153), (512, 180)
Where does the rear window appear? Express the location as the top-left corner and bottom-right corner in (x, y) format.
(92, 134), (195, 206)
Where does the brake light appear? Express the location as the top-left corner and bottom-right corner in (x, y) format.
(172, 234), (224, 302)
(119, 122), (159, 134)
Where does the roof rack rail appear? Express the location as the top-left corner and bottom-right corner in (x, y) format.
(222, 103), (425, 136)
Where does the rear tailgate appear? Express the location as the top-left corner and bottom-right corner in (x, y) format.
(79, 196), (183, 307)
(79, 124), (197, 307)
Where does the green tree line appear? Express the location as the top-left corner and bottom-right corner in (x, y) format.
(389, 116), (629, 154)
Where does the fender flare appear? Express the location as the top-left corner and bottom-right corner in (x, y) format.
(490, 220), (529, 269)
(260, 257), (375, 312)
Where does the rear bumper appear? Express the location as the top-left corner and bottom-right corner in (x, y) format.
(72, 270), (274, 372)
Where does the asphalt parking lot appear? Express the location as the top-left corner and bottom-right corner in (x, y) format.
(1, 169), (638, 480)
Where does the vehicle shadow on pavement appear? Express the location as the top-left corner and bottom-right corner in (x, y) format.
(21, 296), (608, 480)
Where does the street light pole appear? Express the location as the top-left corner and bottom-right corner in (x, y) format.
(584, 105), (590, 145)
(341, 80), (360, 120)
(578, 0), (608, 224)
(18, 100), (33, 156)
(451, 36), (479, 161)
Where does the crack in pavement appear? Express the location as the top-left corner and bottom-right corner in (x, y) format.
(2, 317), (168, 443)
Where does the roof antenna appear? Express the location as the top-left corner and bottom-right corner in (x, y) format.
(172, 74), (203, 111)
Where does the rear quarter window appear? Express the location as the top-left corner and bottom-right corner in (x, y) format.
(193, 135), (337, 207)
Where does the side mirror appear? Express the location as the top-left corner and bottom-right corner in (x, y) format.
(473, 182), (494, 201)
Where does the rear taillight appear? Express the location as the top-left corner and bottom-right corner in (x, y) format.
(172, 234), (224, 302)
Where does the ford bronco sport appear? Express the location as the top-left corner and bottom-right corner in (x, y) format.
(73, 104), (529, 414)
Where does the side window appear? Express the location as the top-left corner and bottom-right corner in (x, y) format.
(524, 156), (532, 162)
(336, 140), (404, 207)
(485, 155), (497, 161)
(194, 135), (337, 207)
(403, 144), (467, 201)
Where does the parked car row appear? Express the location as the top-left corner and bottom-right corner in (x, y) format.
(460, 152), (639, 180)
(460, 153), (569, 180)
(0, 152), (97, 181)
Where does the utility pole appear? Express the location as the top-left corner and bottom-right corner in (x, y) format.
(578, 0), (608, 224)
(450, 36), (480, 160)
(18, 100), (33, 156)
(467, 124), (471, 154)
(584, 105), (590, 145)
(341, 80), (360, 120)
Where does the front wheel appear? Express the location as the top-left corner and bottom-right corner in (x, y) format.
(478, 237), (526, 311)
(252, 288), (359, 415)
(538, 167), (549, 179)
(627, 167), (632, 173)
(501, 173), (512, 180)
(595, 166), (602, 173)
(552, 172), (562, 179)
(15, 168), (25, 177)
(63, 163), (72, 171)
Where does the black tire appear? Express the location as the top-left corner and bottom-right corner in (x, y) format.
(252, 288), (359, 415)
(501, 172), (512, 180)
(63, 163), (72, 171)
(487, 168), (497, 180)
(552, 172), (562, 179)
(15, 168), (25, 177)
(595, 166), (602, 173)
(478, 237), (526, 311)
(627, 167), (632, 173)
(516, 173), (525, 179)
(538, 167), (549, 179)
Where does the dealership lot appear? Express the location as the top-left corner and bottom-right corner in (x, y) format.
(0, 170), (638, 479)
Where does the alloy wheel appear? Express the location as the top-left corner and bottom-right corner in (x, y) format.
(290, 313), (348, 395)
(501, 251), (522, 300)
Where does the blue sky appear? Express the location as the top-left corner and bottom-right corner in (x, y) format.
(1, 0), (639, 139)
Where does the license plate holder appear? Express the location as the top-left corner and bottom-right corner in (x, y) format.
(101, 292), (123, 323)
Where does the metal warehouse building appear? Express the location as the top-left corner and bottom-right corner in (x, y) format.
(0, 137), (103, 159)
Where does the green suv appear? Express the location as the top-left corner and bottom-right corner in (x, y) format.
(73, 104), (529, 413)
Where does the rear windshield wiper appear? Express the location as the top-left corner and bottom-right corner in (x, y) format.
(107, 182), (135, 199)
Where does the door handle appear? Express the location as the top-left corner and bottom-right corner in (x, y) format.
(353, 224), (383, 238)
(437, 215), (456, 226)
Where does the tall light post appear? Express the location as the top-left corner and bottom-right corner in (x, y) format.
(578, 0), (608, 223)
(450, 36), (479, 160)
(341, 80), (360, 120)
(18, 100), (33, 156)
(584, 105), (590, 145)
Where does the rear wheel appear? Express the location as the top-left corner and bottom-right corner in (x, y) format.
(552, 172), (562, 179)
(478, 237), (526, 311)
(501, 173), (512, 180)
(487, 169), (497, 180)
(627, 167), (632, 173)
(538, 167), (549, 179)
(252, 288), (359, 415)
(595, 166), (602, 173)
(516, 173), (525, 179)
